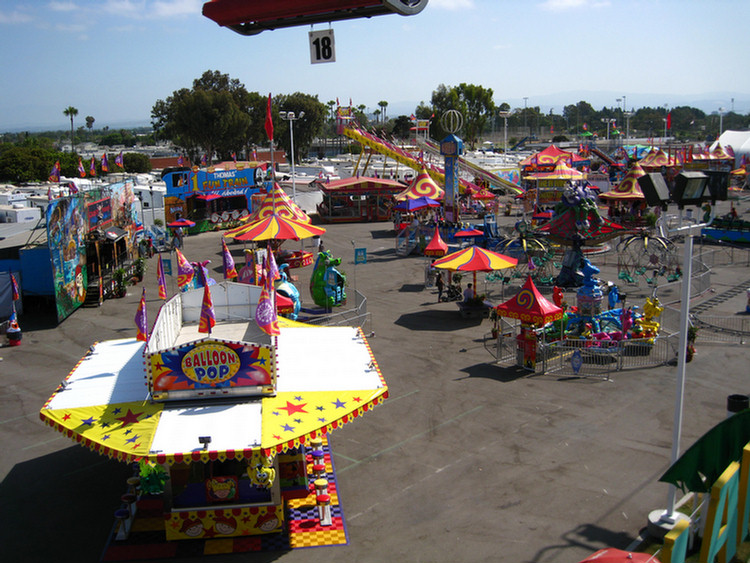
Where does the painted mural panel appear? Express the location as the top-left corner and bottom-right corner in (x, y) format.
(46, 197), (88, 322)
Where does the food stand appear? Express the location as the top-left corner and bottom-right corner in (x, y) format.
(39, 281), (387, 546)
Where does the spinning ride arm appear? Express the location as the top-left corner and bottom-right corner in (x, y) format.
(203, 0), (428, 36)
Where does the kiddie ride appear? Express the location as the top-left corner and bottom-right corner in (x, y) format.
(309, 250), (347, 309)
(492, 259), (664, 373)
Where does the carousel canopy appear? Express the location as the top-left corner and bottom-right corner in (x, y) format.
(638, 147), (672, 169)
(528, 160), (584, 180)
(396, 168), (444, 201)
(537, 209), (628, 245)
(229, 214), (326, 241)
(245, 182), (310, 224)
(521, 145), (588, 169)
(495, 275), (563, 325)
(599, 163), (646, 201)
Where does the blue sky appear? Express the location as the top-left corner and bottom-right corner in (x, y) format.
(1, 0), (748, 131)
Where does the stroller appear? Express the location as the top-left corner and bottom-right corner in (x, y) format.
(442, 284), (462, 302)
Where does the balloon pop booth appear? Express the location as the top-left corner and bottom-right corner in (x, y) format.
(39, 280), (387, 553)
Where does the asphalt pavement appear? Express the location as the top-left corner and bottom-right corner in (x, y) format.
(2, 199), (749, 563)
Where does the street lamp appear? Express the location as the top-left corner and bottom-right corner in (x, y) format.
(498, 110), (511, 155)
(523, 97), (529, 136)
(278, 110), (305, 203)
(718, 107), (726, 139)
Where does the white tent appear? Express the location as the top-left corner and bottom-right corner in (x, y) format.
(713, 130), (750, 166)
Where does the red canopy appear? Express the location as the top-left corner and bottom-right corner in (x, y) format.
(495, 275), (563, 325)
(424, 226), (448, 257)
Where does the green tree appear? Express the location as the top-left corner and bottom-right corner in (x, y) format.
(392, 115), (412, 139)
(151, 70), (255, 165)
(274, 92), (327, 163)
(123, 152), (152, 173)
(63, 106), (78, 152)
(85, 116), (95, 138)
(378, 100), (388, 124)
(430, 83), (494, 148)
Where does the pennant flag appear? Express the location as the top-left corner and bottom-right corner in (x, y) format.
(200, 153), (207, 166)
(10, 273), (19, 301)
(115, 151), (124, 168)
(177, 155), (184, 166)
(527, 257), (536, 271)
(175, 248), (194, 289)
(252, 148), (257, 160)
(268, 248), (279, 282)
(264, 93), (274, 141)
(135, 287), (148, 342)
(198, 284), (216, 334)
(101, 153), (109, 172)
(48, 160), (61, 182)
(157, 254), (167, 299)
(582, 123), (588, 131)
(77, 158), (86, 178)
(221, 239), (238, 280)
(232, 151), (237, 162)
(666, 111), (672, 130)
(89, 157), (97, 176)
(255, 275), (279, 336)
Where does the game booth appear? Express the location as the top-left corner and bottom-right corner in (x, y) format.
(39, 281), (388, 554)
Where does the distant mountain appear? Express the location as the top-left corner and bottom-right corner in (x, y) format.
(2, 119), (151, 134)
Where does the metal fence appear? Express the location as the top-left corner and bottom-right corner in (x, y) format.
(300, 289), (373, 335)
(486, 325), (679, 379)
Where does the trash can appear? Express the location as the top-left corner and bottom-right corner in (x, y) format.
(727, 394), (749, 417)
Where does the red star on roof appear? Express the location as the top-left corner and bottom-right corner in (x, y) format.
(115, 408), (142, 427)
(277, 401), (308, 416)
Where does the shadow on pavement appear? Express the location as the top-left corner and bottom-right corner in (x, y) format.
(394, 309), (483, 331)
(0, 446), (130, 563)
(456, 362), (528, 383)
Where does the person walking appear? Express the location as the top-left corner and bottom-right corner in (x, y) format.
(436, 271), (444, 303)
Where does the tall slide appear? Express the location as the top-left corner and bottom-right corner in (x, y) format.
(342, 125), (522, 195)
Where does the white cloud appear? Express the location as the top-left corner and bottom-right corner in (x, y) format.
(0, 9), (33, 24)
(539, 0), (610, 11)
(48, 1), (77, 12)
(429, 0), (476, 10)
(100, 0), (202, 19)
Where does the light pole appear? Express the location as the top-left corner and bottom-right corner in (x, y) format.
(278, 110), (305, 203)
(523, 97), (529, 136)
(718, 107), (726, 139)
(498, 110), (510, 154)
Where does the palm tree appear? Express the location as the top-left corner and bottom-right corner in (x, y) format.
(63, 106), (78, 152)
(86, 115), (95, 139)
(378, 100), (388, 124)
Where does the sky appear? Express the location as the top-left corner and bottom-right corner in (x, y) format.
(1, 0), (749, 132)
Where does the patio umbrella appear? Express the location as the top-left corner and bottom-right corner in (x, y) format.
(424, 225), (448, 257)
(167, 218), (196, 228)
(393, 196), (440, 212)
(576, 548), (661, 563)
(432, 246), (518, 296)
(229, 214), (326, 242)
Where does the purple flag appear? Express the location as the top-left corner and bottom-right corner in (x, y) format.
(222, 239), (238, 280)
(198, 284), (215, 334)
(135, 288), (148, 342)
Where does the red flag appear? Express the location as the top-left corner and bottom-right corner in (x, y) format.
(157, 254), (167, 299)
(264, 93), (274, 141)
(666, 112), (672, 130)
(135, 287), (148, 342)
(198, 284), (215, 334)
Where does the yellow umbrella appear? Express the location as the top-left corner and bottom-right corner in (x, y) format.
(432, 246), (518, 296)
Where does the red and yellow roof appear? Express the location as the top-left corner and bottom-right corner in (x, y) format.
(40, 325), (387, 464)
